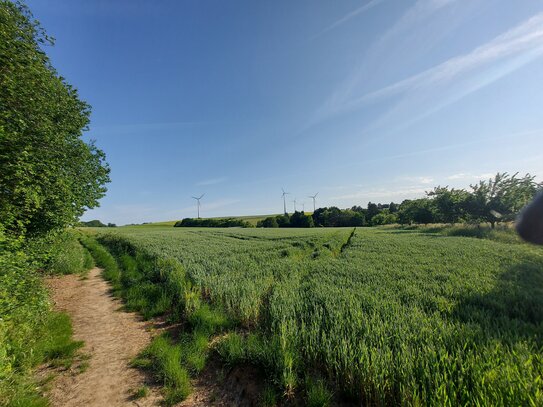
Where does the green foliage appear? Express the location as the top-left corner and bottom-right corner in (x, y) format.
(132, 386), (149, 399)
(467, 172), (541, 226)
(45, 231), (94, 275)
(289, 211), (314, 228)
(0, 1), (109, 239)
(0, 238), (82, 406)
(305, 377), (333, 407)
(175, 218), (253, 228)
(257, 216), (279, 228)
(134, 335), (191, 405)
(79, 234), (121, 290)
(398, 198), (436, 224)
(93, 225), (543, 405)
(427, 186), (470, 224)
(369, 209), (397, 226)
(276, 214), (290, 227)
(312, 207), (366, 227)
(259, 212), (315, 228)
(399, 173), (541, 227)
(79, 219), (107, 227)
(259, 385), (278, 407)
(215, 332), (246, 365)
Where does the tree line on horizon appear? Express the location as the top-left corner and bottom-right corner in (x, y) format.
(256, 172), (541, 228)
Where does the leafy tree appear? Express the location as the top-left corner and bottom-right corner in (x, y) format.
(427, 187), (470, 224)
(175, 218), (252, 228)
(312, 207), (365, 227)
(257, 217), (279, 228)
(0, 1), (110, 239)
(467, 172), (541, 227)
(80, 220), (107, 227)
(398, 199), (435, 225)
(370, 210), (397, 226)
(366, 202), (379, 223)
(276, 214), (290, 227)
(289, 211), (314, 228)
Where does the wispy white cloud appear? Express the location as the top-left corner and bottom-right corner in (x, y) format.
(319, 0), (386, 35)
(330, 186), (428, 202)
(447, 172), (494, 181)
(347, 12), (543, 111)
(196, 177), (228, 186)
(306, 0), (465, 131)
(401, 176), (434, 184)
(314, 11), (543, 137)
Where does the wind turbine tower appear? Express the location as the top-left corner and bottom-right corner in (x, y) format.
(192, 193), (205, 219)
(281, 188), (290, 215)
(292, 198), (297, 212)
(308, 192), (319, 212)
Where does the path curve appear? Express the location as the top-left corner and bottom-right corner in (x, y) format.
(46, 268), (161, 406)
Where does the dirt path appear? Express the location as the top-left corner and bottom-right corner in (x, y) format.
(46, 268), (161, 407)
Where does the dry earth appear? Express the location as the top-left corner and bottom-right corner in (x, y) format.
(45, 268), (162, 407)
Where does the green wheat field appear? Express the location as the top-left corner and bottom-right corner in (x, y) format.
(86, 226), (543, 405)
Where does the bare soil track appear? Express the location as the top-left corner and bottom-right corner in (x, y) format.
(45, 268), (161, 407)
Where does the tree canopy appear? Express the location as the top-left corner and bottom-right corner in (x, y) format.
(0, 1), (110, 239)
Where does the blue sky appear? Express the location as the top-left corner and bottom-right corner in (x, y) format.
(27, 0), (543, 224)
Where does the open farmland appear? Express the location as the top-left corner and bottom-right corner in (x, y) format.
(91, 226), (543, 405)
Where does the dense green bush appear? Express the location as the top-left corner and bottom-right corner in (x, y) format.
(256, 216), (279, 228)
(258, 212), (314, 228)
(0, 231), (85, 406)
(45, 231), (94, 274)
(313, 207), (366, 227)
(174, 218), (253, 228)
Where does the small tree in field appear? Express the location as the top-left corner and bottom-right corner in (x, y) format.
(257, 217), (279, 228)
(467, 173), (541, 228)
(427, 186), (470, 224)
(398, 199), (435, 225)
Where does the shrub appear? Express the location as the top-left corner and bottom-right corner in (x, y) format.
(46, 232), (93, 275)
(257, 217), (279, 228)
(174, 218), (252, 228)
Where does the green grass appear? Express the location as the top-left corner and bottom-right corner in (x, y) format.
(132, 385), (150, 399)
(132, 335), (191, 405)
(46, 231), (95, 275)
(305, 377), (332, 407)
(1, 231), (86, 407)
(90, 225), (543, 405)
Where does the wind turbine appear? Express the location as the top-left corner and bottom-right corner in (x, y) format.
(281, 188), (290, 214)
(302, 202), (305, 212)
(292, 198), (297, 212)
(192, 193), (205, 219)
(308, 192), (319, 212)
